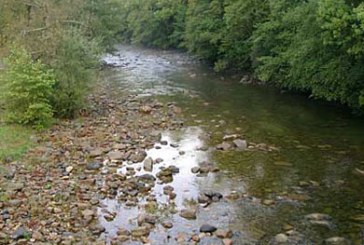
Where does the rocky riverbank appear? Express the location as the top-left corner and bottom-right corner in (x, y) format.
(0, 81), (245, 244)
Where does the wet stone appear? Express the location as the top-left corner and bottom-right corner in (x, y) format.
(91, 224), (105, 235)
(143, 157), (154, 172)
(324, 237), (351, 245)
(199, 236), (224, 245)
(131, 226), (150, 237)
(191, 167), (200, 174)
(215, 229), (233, 239)
(86, 162), (102, 170)
(180, 208), (197, 220)
(200, 224), (217, 233)
(162, 221), (173, 229)
(305, 213), (333, 229)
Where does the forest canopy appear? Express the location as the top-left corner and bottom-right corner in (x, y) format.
(117, 0), (364, 113)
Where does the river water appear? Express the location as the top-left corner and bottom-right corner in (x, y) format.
(100, 45), (364, 244)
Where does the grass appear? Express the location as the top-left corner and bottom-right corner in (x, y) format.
(0, 122), (34, 162)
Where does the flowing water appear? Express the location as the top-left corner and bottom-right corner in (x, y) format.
(100, 45), (364, 244)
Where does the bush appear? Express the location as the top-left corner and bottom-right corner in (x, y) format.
(0, 47), (55, 128)
(50, 29), (100, 118)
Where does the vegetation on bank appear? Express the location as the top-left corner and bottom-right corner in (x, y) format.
(0, 0), (363, 159)
(117, 0), (364, 113)
(0, 0), (123, 159)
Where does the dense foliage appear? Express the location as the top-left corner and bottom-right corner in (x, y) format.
(0, 0), (123, 127)
(1, 48), (56, 128)
(116, 0), (364, 113)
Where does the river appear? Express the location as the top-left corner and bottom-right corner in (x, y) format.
(100, 45), (364, 244)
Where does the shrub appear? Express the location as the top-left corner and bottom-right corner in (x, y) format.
(50, 29), (100, 118)
(0, 47), (55, 128)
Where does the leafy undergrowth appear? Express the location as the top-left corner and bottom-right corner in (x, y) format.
(0, 123), (34, 162)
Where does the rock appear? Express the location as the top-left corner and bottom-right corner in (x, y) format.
(204, 191), (223, 201)
(305, 213), (333, 228)
(354, 168), (364, 176)
(170, 143), (179, 148)
(82, 209), (95, 217)
(263, 199), (275, 206)
(66, 166), (73, 173)
(117, 228), (130, 236)
(139, 106), (152, 114)
(86, 162), (102, 170)
(191, 167), (200, 173)
(91, 224), (105, 235)
(274, 233), (288, 243)
(216, 142), (231, 151)
(198, 194), (210, 204)
(223, 134), (240, 141)
(32, 231), (43, 241)
(131, 226), (150, 237)
(90, 149), (103, 157)
(143, 157), (154, 172)
(108, 151), (124, 161)
(324, 237), (350, 245)
(199, 236), (224, 245)
(180, 208), (197, 220)
(9, 182), (24, 192)
(155, 158), (164, 163)
(139, 174), (156, 182)
(200, 224), (217, 233)
(138, 214), (156, 225)
(169, 165), (180, 174)
(12, 227), (29, 240)
(130, 150), (147, 163)
(191, 234), (200, 242)
(162, 221), (173, 229)
(215, 229), (232, 238)
(233, 139), (247, 150)
(117, 235), (129, 242)
(274, 161), (292, 167)
(223, 238), (233, 245)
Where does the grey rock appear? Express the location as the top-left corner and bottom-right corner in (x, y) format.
(12, 227), (29, 240)
(200, 224), (217, 233)
(143, 157), (154, 172)
(233, 139), (247, 150)
(86, 162), (102, 170)
(199, 236), (224, 245)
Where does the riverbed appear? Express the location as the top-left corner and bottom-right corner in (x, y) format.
(99, 45), (364, 244)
